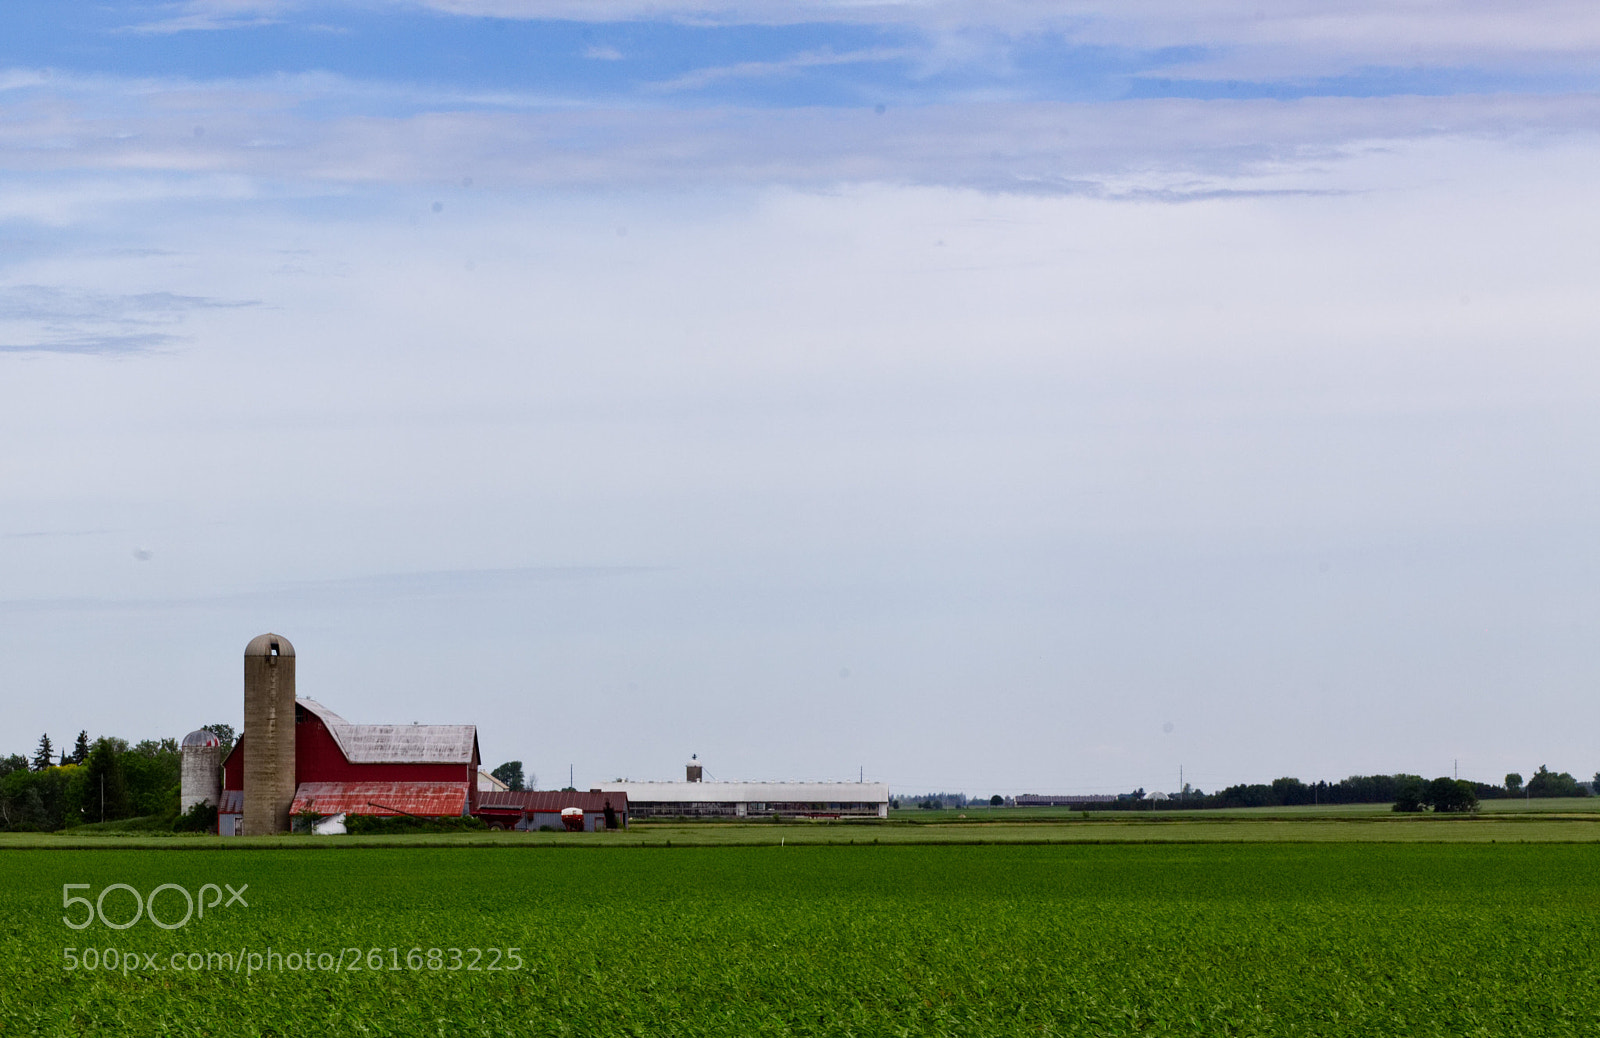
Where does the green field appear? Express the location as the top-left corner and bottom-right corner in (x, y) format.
(8, 800), (1600, 852)
(4, 841), (1600, 1036)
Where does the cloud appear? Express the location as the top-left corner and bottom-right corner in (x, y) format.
(583, 44), (625, 61)
(650, 46), (910, 92)
(404, 0), (1600, 90)
(118, 0), (1600, 81)
(4, 63), (1600, 199)
(0, 332), (179, 356)
(0, 286), (257, 355)
(0, 70), (54, 92)
(116, 0), (294, 35)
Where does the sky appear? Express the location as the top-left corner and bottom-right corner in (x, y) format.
(2, 0), (1598, 797)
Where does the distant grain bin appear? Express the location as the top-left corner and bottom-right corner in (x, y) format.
(686, 754), (703, 783)
(242, 633), (296, 836)
(179, 729), (222, 815)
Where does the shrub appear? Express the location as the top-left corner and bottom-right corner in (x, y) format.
(174, 801), (218, 833)
(344, 814), (488, 836)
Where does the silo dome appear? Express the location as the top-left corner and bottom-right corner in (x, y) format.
(244, 633), (295, 657)
(181, 729), (221, 750)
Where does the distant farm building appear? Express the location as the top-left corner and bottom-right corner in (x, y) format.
(600, 759), (889, 819)
(477, 790), (629, 831)
(1013, 794), (1119, 807)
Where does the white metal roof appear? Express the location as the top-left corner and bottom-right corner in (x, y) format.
(596, 781), (890, 803)
(298, 698), (477, 764)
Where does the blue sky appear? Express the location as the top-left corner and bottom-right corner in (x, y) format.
(3, 0), (1599, 795)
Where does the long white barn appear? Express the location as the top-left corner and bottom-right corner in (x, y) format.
(596, 780), (890, 819)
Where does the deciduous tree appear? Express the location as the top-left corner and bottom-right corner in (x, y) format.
(202, 723), (236, 756)
(1425, 777), (1478, 813)
(1525, 765), (1582, 798)
(1393, 776), (1427, 813)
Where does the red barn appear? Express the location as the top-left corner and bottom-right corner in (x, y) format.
(219, 699), (480, 833)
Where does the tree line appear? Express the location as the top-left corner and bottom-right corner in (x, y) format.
(1078, 766), (1594, 813)
(0, 726), (234, 832)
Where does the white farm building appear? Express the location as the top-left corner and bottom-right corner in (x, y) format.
(599, 760), (889, 819)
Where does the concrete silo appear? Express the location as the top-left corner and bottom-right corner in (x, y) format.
(179, 729), (222, 815)
(242, 633), (296, 835)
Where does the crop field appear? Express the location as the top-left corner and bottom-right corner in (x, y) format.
(8, 806), (1600, 852)
(3, 842), (1600, 1036)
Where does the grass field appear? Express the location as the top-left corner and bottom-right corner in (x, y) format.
(4, 841), (1600, 1036)
(8, 800), (1600, 852)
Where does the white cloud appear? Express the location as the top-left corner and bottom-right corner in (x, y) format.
(116, 0), (294, 34)
(147, 1), (1600, 80)
(0, 70), (54, 92)
(649, 46), (911, 92)
(0, 285), (258, 355)
(4, 67), (1600, 196)
(404, 0), (1600, 87)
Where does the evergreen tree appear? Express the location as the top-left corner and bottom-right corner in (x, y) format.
(492, 761), (526, 791)
(71, 731), (90, 765)
(30, 734), (53, 772)
(81, 739), (131, 822)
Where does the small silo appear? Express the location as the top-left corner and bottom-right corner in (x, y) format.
(179, 729), (222, 815)
(242, 632), (296, 836)
(686, 754), (703, 783)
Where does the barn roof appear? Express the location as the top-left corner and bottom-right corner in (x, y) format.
(297, 698), (478, 765)
(477, 790), (629, 814)
(291, 781), (469, 817)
